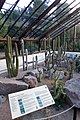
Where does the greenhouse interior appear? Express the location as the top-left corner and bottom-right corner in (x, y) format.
(0, 0), (80, 120)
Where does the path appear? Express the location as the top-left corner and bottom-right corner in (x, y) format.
(0, 52), (45, 74)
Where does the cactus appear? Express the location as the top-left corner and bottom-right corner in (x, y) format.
(53, 72), (66, 101)
(5, 36), (19, 77)
(54, 37), (57, 51)
(54, 80), (66, 100)
(57, 36), (62, 64)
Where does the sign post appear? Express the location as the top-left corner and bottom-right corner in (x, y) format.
(73, 107), (77, 120)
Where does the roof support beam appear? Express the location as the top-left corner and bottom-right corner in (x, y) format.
(0, 0), (6, 11)
(19, 0), (61, 39)
(11, 0), (47, 38)
(29, 0), (76, 38)
(0, 37), (48, 42)
(4, 0), (34, 38)
(39, 7), (80, 39)
(51, 15), (80, 39)
(0, 0), (20, 30)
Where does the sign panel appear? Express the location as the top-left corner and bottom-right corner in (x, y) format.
(8, 85), (55, 119)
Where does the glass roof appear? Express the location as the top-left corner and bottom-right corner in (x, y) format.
(0, 0), (79, 39)
(1, 0), (79, 14)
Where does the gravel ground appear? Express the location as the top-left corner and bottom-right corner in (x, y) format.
(0, 95), (80, 120)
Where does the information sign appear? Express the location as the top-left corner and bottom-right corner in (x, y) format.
(8, 85), (55, 119)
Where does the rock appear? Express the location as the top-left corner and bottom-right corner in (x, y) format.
(64, 78), (80, 108)
(44, 69), (64, 80)
(50, 70), (64, 80)
(23, 75), (38, 88)
(0, 77), (28, 95)
(26, 71), (36, 77)
(56, 71), (64, 80)
(59, 60), (67, 68)
(0, 95), (6, 107)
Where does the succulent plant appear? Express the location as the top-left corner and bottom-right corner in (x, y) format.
(5, 36), (19, 77)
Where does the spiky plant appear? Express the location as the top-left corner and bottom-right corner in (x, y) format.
(5, 36), (19, 77)
(53, 72), (66, 101)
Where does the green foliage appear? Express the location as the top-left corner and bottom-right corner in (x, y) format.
(24, 41), (38, 53)
(0, 42), (4, 52)
(0, 23), (8, 37)
(0, 15), (8, 50)
(7, 9), (21, 21)
(33, 0), (47, 17)
(5, 36), (19, 77)
(54, 2), (70, 23)
(0, 13), (8, 37)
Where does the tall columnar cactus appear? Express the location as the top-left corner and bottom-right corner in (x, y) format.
(57, 36), (61, 62)
(53, 72), (66, 101)
(5, 36), (19, 77)
(54, 38), (57, 51)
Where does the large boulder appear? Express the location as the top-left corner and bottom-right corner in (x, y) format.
(64, 78), (80, 108)
(26, 69), (43, 79)
(22, 75), (38, 88)
(0, 77), (28, 95)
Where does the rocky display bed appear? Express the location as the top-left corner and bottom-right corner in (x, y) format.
(0, 69), (80, 120)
